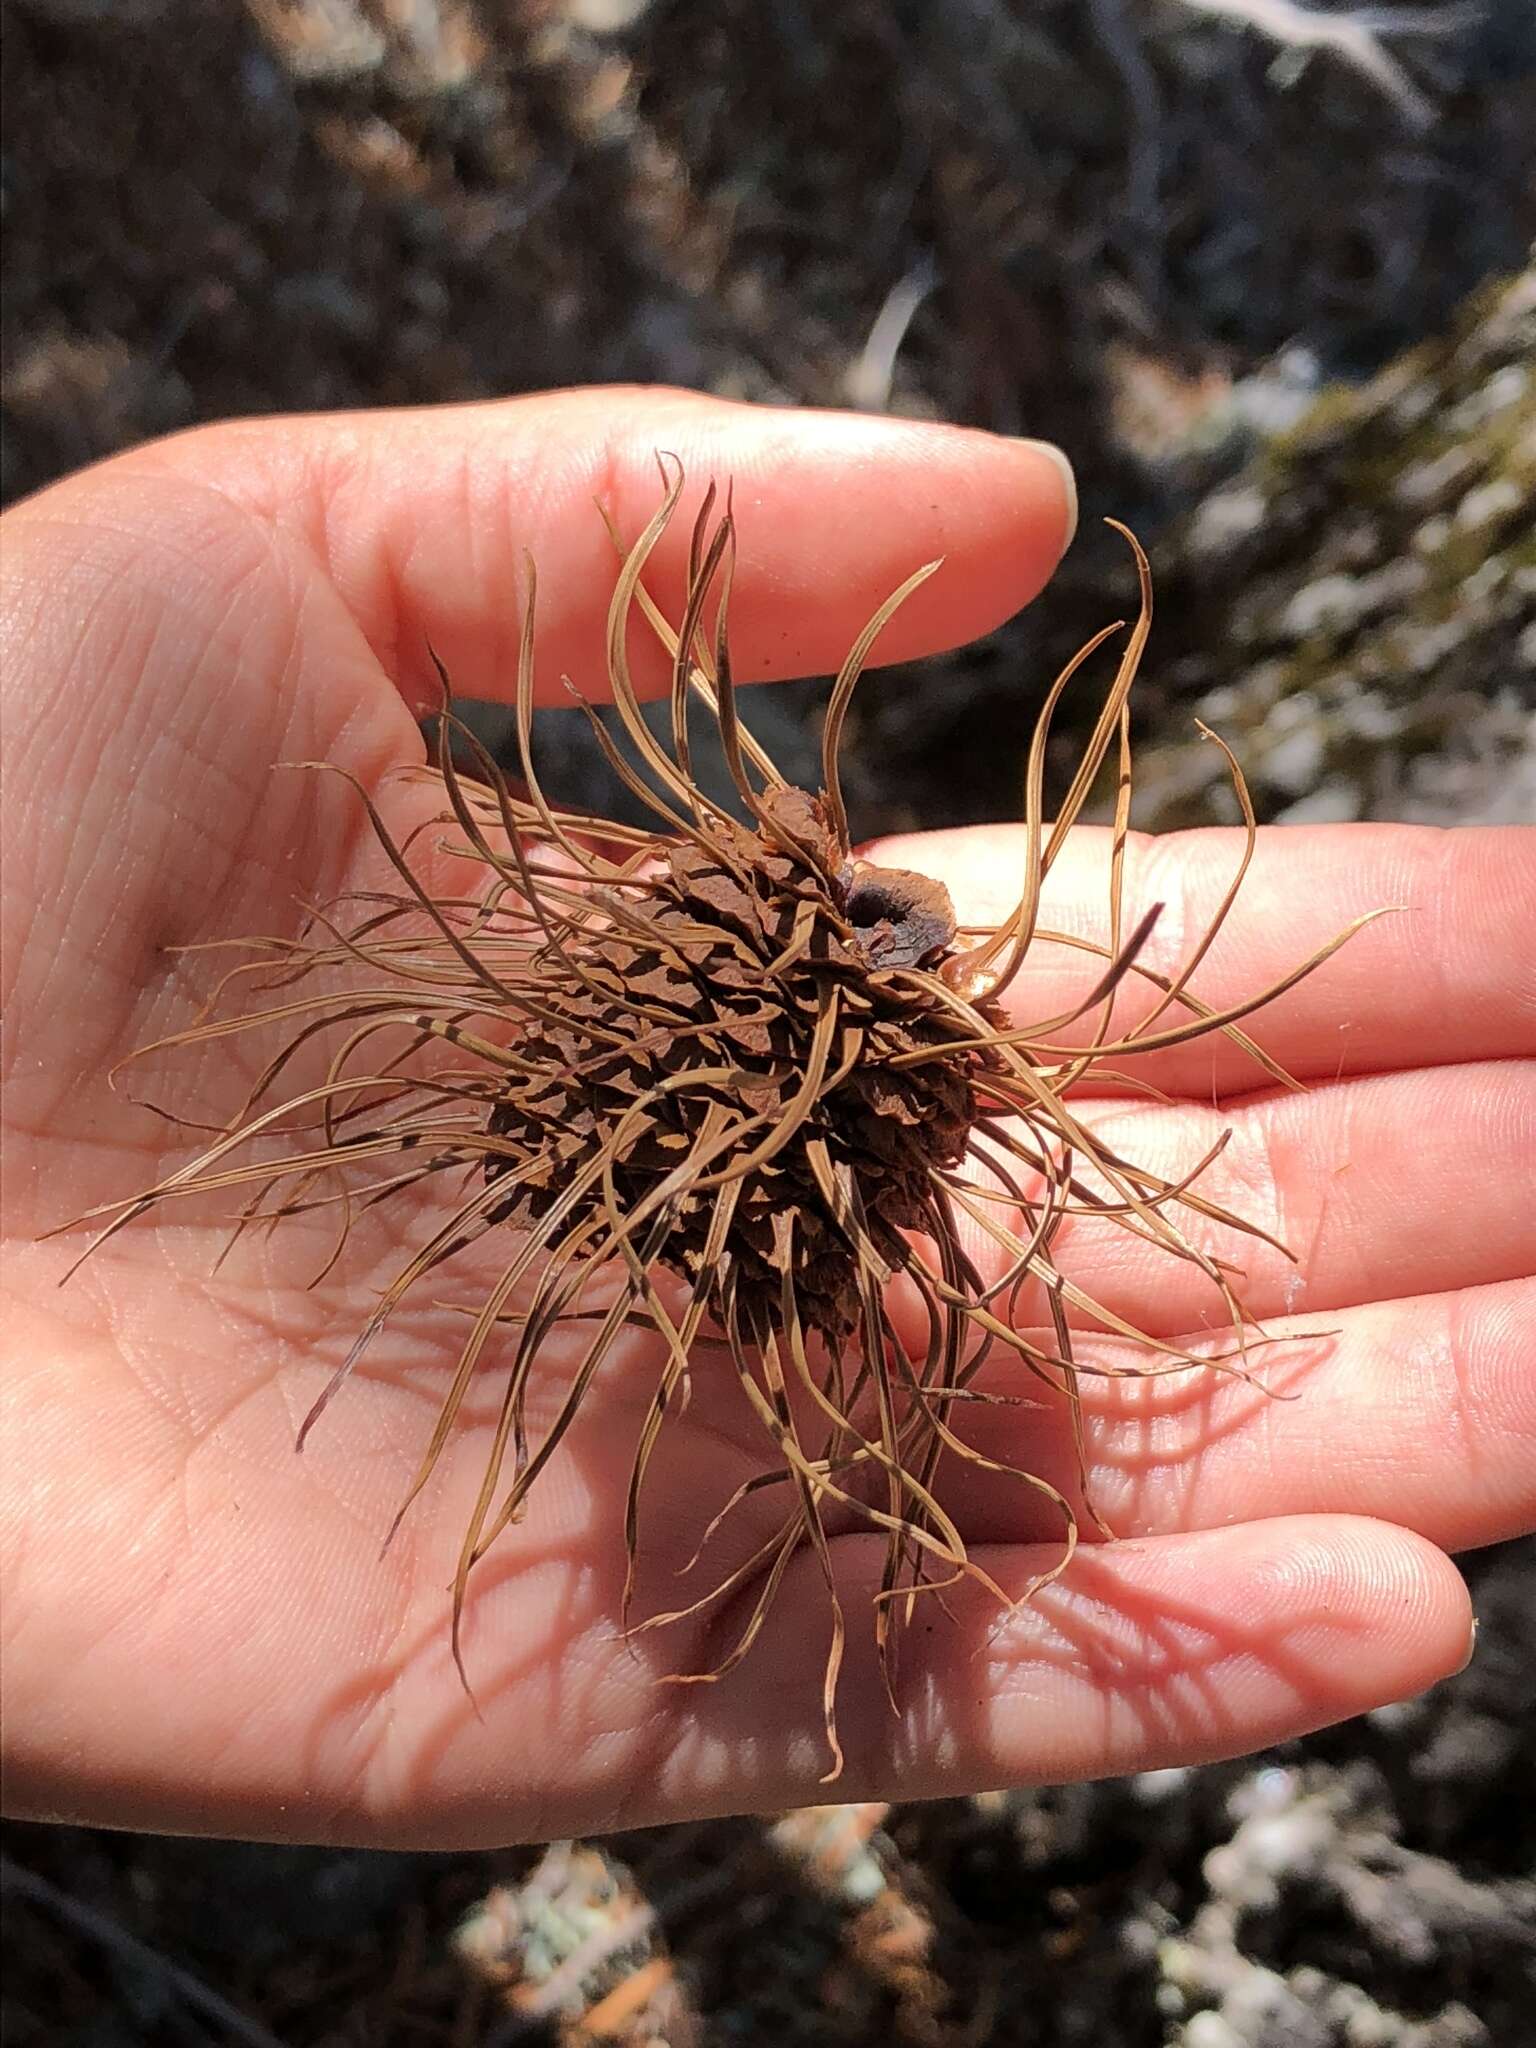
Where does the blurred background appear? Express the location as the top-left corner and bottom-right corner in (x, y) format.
(2, 2), (1532, 2042)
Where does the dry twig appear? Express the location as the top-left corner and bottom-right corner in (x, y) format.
(0, 1855), (291, 2048)
(1162, 0), (1479, 128)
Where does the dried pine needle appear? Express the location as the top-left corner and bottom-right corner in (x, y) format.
(56, 463), (1367, 1778)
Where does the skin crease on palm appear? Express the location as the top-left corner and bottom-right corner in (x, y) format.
(0, 390), (1532, 1854)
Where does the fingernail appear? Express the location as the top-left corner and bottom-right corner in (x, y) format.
(1017, 438), (1078, 554)
(1457, 1615), (1479, 1674)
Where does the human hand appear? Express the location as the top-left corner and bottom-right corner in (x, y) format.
(2, 392), (1531, 1849)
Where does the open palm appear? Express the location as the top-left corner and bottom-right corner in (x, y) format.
(2, 392), (1531, 1850)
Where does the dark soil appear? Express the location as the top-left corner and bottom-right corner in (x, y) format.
(3, 5), (1531, 2043)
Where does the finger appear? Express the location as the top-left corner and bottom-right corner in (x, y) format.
(133, 387), (1076, 709)
(946, 1278), (1536, 1556)
(649, 1516), (1472, 1824)
(1089, 1277), (1536, 1552)
(864, 821), (1536, 1088)
(952, 1058), (1536, 1338)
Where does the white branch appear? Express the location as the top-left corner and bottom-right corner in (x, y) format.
(1164, 0), (1480, 128)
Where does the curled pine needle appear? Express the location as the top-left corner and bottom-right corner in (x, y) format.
(57, 465), (1365, 1777)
